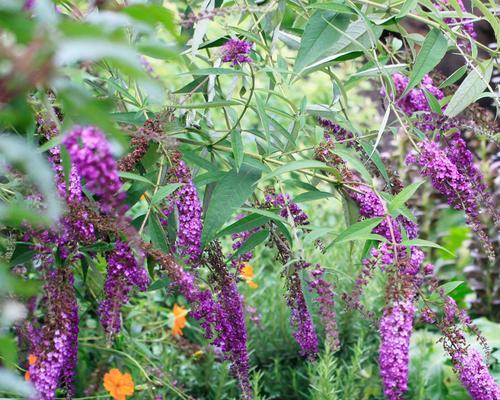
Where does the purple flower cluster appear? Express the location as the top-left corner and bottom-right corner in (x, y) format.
(163, 158), (203, 265)
(435, 0), (476, 50)
(205, 243), (251, 398)
(287, 268), (319, 360)
(99, 241), (150, 336)
(26, 267), (79, 399)
(393, 73), (444, 115)
(391, 73), (445, 131)
(63, 126), (126, 216)
(153, 244), (250, 396)
(308, 267), (340, 351)
(221, 39), (253, 66)
(453, 349), (500, 400)
(408, 139), (478, 216)
(213, 277), (250, 397)
(379, 299), (416, 400)
(265, 193), (309, 226)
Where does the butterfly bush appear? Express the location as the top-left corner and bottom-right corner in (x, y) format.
(5, 2), (500, 399)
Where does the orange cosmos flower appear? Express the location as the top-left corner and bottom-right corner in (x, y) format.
(103, 368), (134, 400)
(172, 304), (188, 337)
(25, 354), (37, 381)
(240, 263), (258, 289)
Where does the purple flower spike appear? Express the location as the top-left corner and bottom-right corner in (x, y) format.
(453, 349), (500, 400)
(221, 39), (253, 66)
(99, 241), (150, 336)
(379, 299), (416, 400)
(63, 126), (126, 216)
(288, 270), (319, 359)
(27, 268), (79, 399)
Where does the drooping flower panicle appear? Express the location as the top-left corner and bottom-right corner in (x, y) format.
(63, 126), (126, 216)
(26, 267), (79, 399)
(379, 300), (416, 400)
(163, 155), (202, 266)
(99, 241), (149, 336)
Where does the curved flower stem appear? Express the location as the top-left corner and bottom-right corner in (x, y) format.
(212, 64), (255, 145)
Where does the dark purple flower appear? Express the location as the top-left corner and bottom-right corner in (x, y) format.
(265, 193), (309, 226)
(379, 299), (416, 400)
(99, 241), (150, 336)
(221, 39), (253, 66)
(287, 269), (319, 359)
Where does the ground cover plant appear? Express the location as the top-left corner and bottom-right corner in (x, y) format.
(0, 0), (499, 399)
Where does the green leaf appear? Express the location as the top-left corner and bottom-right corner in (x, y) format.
(255, 95), (271, 153)
(294, 11), (350, 73)
(79, 243), (115, 252)
(260, 160), (332, 182)
(306, 3), (355, 14)
(119, 171), (154, 185)
(401, 239), (455, 256)
(185, 68), (246, 76)
(0, 135), (61, 222)
(121, 4), (177, 38)
(231, 130), (244, 171)
(293, 191), (335, 203)
(397, 0), (418, 17)
(231, 230), (270, 260)
(388, 181), (424, 215)
(201, 164), (261, 246)
(148, 277), (172, 291)
(444, 61), (494, 117)
(151, 183), (184, 205)
(331, 148), (372, 183)
(168, 100), (240, 109)
(217, 214), (270, 237)
(371, 106), (390, 157)
(403, 28), (448, 96)
(438, 65), (467, 89)
(239, 207), (293, 243)
(148, 216), (170, 253)
(333, 217), (384, 245)
(438, 281), (464, 295)
(423, 89), (443, 114)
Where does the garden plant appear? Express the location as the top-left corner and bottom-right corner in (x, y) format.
(0, 0), (499, 399)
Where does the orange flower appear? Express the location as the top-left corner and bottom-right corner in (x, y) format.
(139, 192), (149, 201)
(103, 368), (134, 400)
(172, 304), (188, 337)
(240, 263), (258, 289)
(25, 354), (37, 381)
